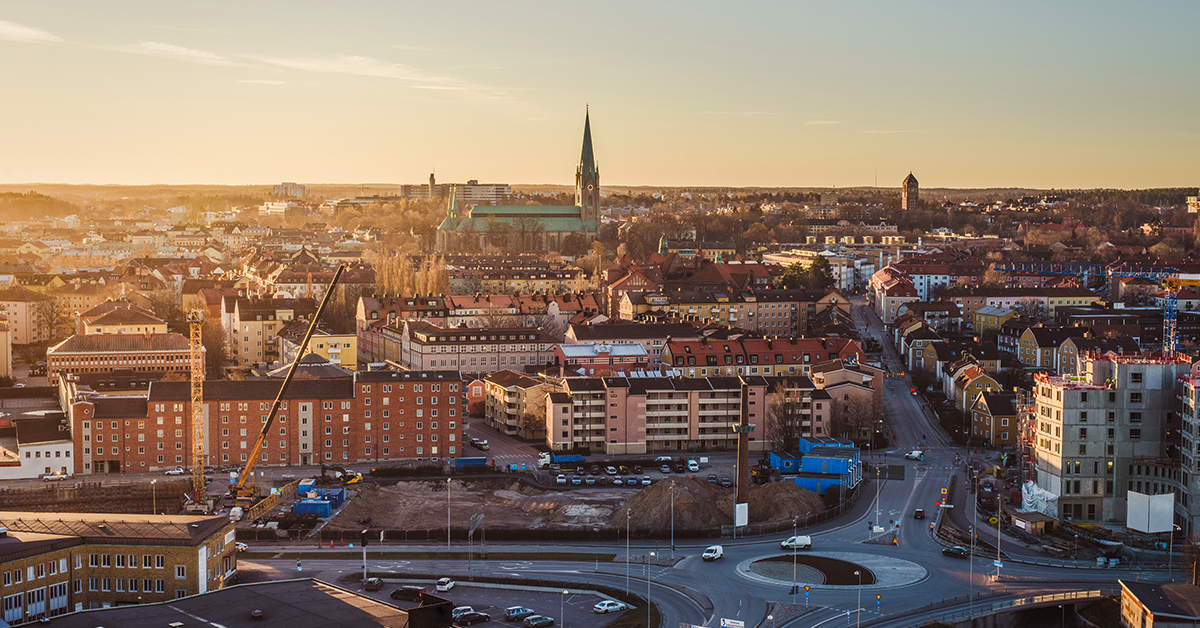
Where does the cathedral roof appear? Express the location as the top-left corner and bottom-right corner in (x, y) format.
(580, 109), (597, 177)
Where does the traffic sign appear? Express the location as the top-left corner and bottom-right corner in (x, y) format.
(993, 560), (1003, 567)
(721, 619), (745, 628)
(941, 488), (948, 496)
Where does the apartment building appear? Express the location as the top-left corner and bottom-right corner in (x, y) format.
(0, 512), (235, 620)
(1031, 354), (1191, 523)
(621, 289), (848, 337)
(483, 370), (549, 439)
(66, 369), (466, 474)
(0, 317), (10, 379)
(45, 333), (196, 383)
(563, 322), (699, 367)
(869, 267), (919, 324)
(389, 321), (557, 376)
(545, 375), (831, 455)
(0, 287), (54, 345)
(278, 319), (356, 371)
(221, 296), (317, 368)
(554, 343), (649, 376)
(968, 391), (1018, 446)
(661, 336), (864, 378)
(77, 302), (166, 336)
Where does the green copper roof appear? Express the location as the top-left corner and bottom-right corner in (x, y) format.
(580, 109), (596, 178)
(469, 205), (583, 216)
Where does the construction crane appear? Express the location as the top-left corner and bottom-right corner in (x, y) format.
(187, 309), (206, 511)
(231, 265), (345, 506)
(992, 262), (1200, 353)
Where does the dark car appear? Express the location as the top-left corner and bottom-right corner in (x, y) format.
(455, 612), (491, 626)
(913, 509), (925, 520)
(633, 465), (643, 474)
(591, 464), (600, 474)
(674, 463), (686, 473)
(391, 585), (426, 601)
(618, 465), (629, 475)
(720, 477), (733, 488)
(942, 546), (969, 558)
(524, 616), (554, 628)
(364, 577), (383, 591)
(707, 474), (718, 483)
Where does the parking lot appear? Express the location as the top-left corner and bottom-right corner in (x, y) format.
(359, 580), (635, 628)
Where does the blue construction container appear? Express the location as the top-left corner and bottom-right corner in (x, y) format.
(768, 452), (801, 475)
(298, 479), (316, 494)
(313, 488), (345, 508)
(293, 499), (332, 518)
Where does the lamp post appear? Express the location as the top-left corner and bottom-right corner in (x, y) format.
(1170, 523), (1182, 582)
(561, 589), (568, 628)
(625, 510), (630, 594)
(767, 615), (774, 628)
(791, 517), (798, 605)
(151, 479), (157, 515)
(447, 478), (451, 549)
(855, 570), (862, 628)
(670, 481), (675, 556)
(647, 552), (655, 628)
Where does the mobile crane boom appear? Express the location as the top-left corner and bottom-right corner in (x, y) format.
(232, 264), (345, 502)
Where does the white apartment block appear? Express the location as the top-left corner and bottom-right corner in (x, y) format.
(1032, 354), (1191, 525)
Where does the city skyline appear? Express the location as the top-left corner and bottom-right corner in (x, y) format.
(1, 2), (1197, 189)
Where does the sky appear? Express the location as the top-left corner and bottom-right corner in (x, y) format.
(0, 2), (1197, 189)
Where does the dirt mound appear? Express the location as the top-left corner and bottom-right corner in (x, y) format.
(617, 477), (826, 533)
(748, 481), (826, 523)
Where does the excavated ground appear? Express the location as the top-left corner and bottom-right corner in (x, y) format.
(327, 476), (825, 532)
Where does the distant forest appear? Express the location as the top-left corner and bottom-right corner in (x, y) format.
(0, 192), (79, 220)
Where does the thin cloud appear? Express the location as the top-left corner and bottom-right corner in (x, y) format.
(805, 120), (841, 125)
(245, 53), (469, 90)
(238, 79), (285, 85)
(0, 19), (63, 43)
(389, 44), (435, 52)
(861, 129), (926, 134)
(118, 41), (234, 66)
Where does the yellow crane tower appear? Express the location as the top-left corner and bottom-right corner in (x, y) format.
(187, 310), (206, 511)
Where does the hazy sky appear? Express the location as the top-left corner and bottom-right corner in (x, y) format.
(1, 2), (1197, 189)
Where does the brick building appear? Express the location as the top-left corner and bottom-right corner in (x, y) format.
(0, 512), (235, 620)
(388, 321), (557, 376)
(46, 333), (196, 383)
(66, 370), (466, 474)
(660, 336), (864, 378)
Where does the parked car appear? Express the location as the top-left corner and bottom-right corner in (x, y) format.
(904, 450), (924, 460)
(585, 475), (596, 485)
(673, 463), (686, 473)
(641, 476), (652, 486)
(453, 606), (476, 619)
(654, 456), (673, 463)
(471, 439), (490, 451)
(780, 535), (812, 550)
(436, 577), (456, 592)
(618, 465), (629, 475)
(455, 612), (491, 626)
(702, 545), (723, 561)
(365, 578), (384, 591)
(571, 476), (582, 486)
(943, 546), (969, 559)
(913, 509), (925, 520)
(605, 466), (618, 476)
(687, 460), (700, 472)
(524, 616), (554, 628)
(235, 542), (249, 552)
(591, 464), (600, 474)
(555, 474), (567, 485)
(391, 585), (425, 601)
(720, 477), (733, 488)
(165, 467), (186, 475)
(504, 607), (535, 622)
(660, 464), (672, 473)
(632, 465), (643, 474)
(593, 601), (629, 614)
(42, 473), (71, 482)
(707, 474), (718, 483)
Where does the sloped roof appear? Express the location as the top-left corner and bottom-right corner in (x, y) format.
(0, 511), (228, 546)
(49, 332), (191, 354)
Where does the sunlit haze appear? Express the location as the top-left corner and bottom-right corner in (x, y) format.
(1, 1), (1197, 188)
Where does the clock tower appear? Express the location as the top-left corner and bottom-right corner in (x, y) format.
(575, 108), (600, 224)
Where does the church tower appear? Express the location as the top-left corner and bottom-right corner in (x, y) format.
(575, 108), (600, 224)
(901, 172), (919, 211)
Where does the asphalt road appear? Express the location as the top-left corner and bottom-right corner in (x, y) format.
(236, 298), (1154, 628)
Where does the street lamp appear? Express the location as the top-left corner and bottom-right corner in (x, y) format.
(767, 615), (774, 628)
(1170, 523), (1182, 582)
(561, 589), (568, 628)
(447, 478), (451, 549)
(670, 481), (675, 556)
(855, 570), (862, 628)
(791, 517), (798, 605)
(647, 552), (655, 628)
(150, 479), (157, 515)
(625, 510), (630, 594)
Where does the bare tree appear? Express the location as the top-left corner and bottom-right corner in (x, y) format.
(480, 304), (519, 328)
(832, 396), (875, 442)
(766, 383), (804, 452)
(200, 318), (227, 379)
(520, 388), (548, 441)
(1012, 299), (1049, 323)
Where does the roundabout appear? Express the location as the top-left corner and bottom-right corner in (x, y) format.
(736, 552), (928, 590)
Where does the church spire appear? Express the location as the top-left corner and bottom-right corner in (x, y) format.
(575, 108), (599, 224)
(446, 184), (458, 219)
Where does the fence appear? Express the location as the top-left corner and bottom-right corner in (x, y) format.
(862, 589), (1113, 627)
(0, 480), (191, 514)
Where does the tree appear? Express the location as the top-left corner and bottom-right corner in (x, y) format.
(200, 318), (227, 379)
(766, 383), (805, 452)
(561, 233), (590, 258)
(775, 262), (808, 290)
(146, 286), (185, 332)
(831, 396), (875, 443)
(32, 297), (70, 343)
(1012, 299), (1050, 323)
(520, 389), (548, 441)
(806, 256), (835, 290)
(1182, 535), (1200, 585)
